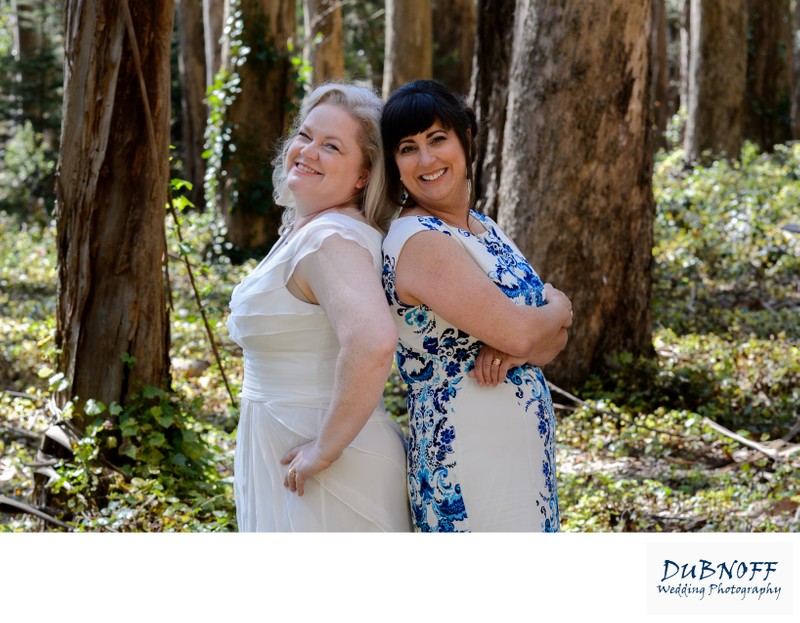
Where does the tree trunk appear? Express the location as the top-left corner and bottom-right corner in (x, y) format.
(432, 0), (476, 94)
(683, 0), (747, 162)
(679, 0), (690, 113)
(11, 1), (42, 126)
(470, 0), (515, 221)
(302, 0), (345, 85)
(651, 0), (669, 150)
(382, 0), (432, 98)
(203, 0), (224, 88)
(177, 0), (207, 210)
(56, 0), (173, 427)
(743, 0), (793, 151)
(794, 0), (800, 140)
(496, 0), (655, 391)
(217, 0), (296, 256)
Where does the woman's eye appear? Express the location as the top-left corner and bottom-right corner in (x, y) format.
(431, 135), (446, 144)
(297, 131), (311, 141)
(324, 143), (340, 152)
(398, 144), (417, 154)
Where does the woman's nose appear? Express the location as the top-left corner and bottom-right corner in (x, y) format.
(418, 146), (435, 165)
(301, 143), (318, 158)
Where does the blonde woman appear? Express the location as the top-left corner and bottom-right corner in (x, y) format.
(227, 83), (412, 532)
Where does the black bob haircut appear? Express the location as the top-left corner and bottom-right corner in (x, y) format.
(381, 79), (479, 208)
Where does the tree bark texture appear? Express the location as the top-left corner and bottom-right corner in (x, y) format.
(496, 0), (655, 390)
(177, 0), (207, 210)
(651, 0), (669, 149)
(683, 0), (747, 162)
(11, 1), (42, 125)
(203, 0), (224, 89)
(56, 0), (173, 424)
(302, 0), (345, 85)
(219, 0), (296, 254)
(743, 0), (793, 151)
(432, 0), (476, 95)
(382, 0), (432, 98)
(470, 0), (515, 220)
(794, 0), (800, 140)
(679, 0), (690, 113)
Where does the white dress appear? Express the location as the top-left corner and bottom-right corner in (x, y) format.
(226, 213), (412, 532)
(382, 211), (560, 532)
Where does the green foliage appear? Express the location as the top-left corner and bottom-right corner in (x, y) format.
(50, 387), (235, 532)
(0, 121), (57, 216)
(554, 142), (800, 532)
(341, 2), (385, 89)
(653, 142), (799, 340)
(0, 1), (63, 134)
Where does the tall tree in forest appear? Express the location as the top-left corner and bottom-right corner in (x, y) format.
(55, 0), (174, 427)
(470, 0), (515, 220)
(743, 0), (793, 151)
(382, 0), (432, 98)
(302, 0), (345, 85)
(651, 0), (670, 149)
(210, 0), (297, 256)
(683, 0), (747, 162)
(495, 0), (655, 390)
(177, 0), (207, 210)
(203, 0), (224, 89)
(11, 1), (42, 125)
(432, 0), (476, 94)
(794, 0), (800, 139)
(679, 0), (690, 113)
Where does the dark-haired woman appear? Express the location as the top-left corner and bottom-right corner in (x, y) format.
(380, 79), (573, 532)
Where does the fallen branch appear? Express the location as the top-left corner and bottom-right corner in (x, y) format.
(701, 416), (800, 464)
(547, 382), (686, 439)
(548, 382), (800, 463)
(0, 424), (43, 443)
(0, 494), (71, 530)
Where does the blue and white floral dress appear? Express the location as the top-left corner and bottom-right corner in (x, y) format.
(382, 210), (560, 532)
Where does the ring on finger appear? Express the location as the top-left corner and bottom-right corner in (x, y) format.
(288, 468), (297, 478)
(492, 358), (502, 366)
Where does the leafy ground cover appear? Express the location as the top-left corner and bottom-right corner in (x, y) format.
(1, 143), (798, 532)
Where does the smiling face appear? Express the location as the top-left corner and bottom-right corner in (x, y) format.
(393, 119), (469, 213)
(286, 102), (370, 213)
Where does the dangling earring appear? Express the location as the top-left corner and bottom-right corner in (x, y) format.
(400, 187), (409, 206)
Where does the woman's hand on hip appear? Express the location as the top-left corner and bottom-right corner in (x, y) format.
(281, 441), (335, 496)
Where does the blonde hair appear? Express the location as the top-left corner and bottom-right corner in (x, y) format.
(272, 82), (395, 234)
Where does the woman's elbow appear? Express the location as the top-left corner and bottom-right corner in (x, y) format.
(349, 323), (398, 363)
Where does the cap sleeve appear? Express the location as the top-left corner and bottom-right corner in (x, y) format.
(228, 214), (383, 322)
(381, 215), (454, 267)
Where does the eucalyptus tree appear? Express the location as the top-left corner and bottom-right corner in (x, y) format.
(683, 0), (747, 162)
(176, 0), (207, 210)
(208, 0), (297, 256)
(474, 0), (656, 390)
(56, 0), (174, 425)
(742, 0), (794, 151)
(303, 0), (345, 85)
(382, 0), (432, 98)
(432, 0), (476, 95)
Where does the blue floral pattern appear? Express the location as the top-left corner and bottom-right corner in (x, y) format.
(382, 211), (560, 532)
